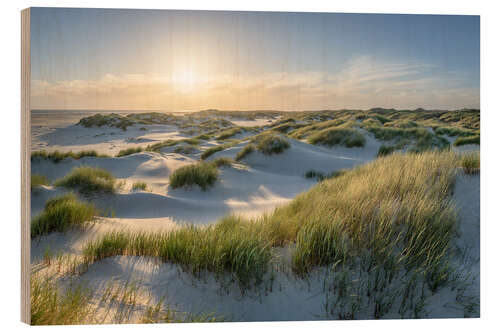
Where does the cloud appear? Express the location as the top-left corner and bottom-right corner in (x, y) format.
(31, 57), (479, 110)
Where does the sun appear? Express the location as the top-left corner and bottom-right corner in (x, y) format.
(171, 68), (199, 92)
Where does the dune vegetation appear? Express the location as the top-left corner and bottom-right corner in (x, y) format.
(454, 135), (480, 146)
(132, 181), (148, 191)
(31, 193), (97, 237)
(31, 150), (110, 163)
(169, 162), (218, 191)
(251, 133), (290, 155)
(116, 147), (143, 157)
(79, 151), (467, 310)
(235, 144), (256, 161)
(308, 127), (366, 147)
(460, 151), (480, 174)
(54, 166), (116, 195)
(31, 174), (50, 190)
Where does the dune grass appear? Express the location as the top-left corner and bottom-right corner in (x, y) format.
(116, 147), (143, 157)
(31, 174), (50, 190)
(173, 145), (197, 155)
(54, 166), (116, 195)
(308, 128), (366, 148)
(211, 157), (233, 168)
(77, 150), (465, 311)
(251, 133), (290, 155)
(454, 135), (480, 146)
(434, 126), (477, 137)
(215, 127), (242, 140)
(30, 272), (93, 325)
(31, 193), (98, 238)
(132, 181), (148, 191)
(31, 150), (110, 163)
(460, 151), (480, 174)
(235, 144), (256, 161)
(200, 143), (233, 160)
(82, 216), (271, 289)
(169, 162), (218, 191)
(78, 113), (135, 131)
(377, 144), (396, 157)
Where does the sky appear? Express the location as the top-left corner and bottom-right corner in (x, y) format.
(30, 8), (480, 111)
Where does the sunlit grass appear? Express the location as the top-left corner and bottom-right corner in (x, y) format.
(54, 166), (116, 195)
(169, 162), (218, 191)
(31, 174), (50, 190)
(31, 193), (97, 237)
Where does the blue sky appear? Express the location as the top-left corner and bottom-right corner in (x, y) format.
(30, 8), (480, 110)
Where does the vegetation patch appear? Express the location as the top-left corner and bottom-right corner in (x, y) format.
(31, 174), (50, 190)
(308, 128), (366, 148)
(169, 162), (218, 191)
(132, 182), (148, 191)
(54, 166), (116, 195)
(454, 135), (480, 146)
(31, 193), (97, 237)
(211, 157), (234, 168)
(215, 127), (242, 140)
(31, 150), (109, 163)
(235, 144), (256, 161)
(78, 113), (135, 131)
(174, 145), (197, 155)
(251, 133), (290, 155)
(460, 152), (480, 174)
(82, 216), (271, 289)
(377, 144), (396, 157)
(200, 143), (235, 160)
(116, 147), (143, 157)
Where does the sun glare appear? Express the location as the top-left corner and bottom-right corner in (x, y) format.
(172, 69), (199, 92)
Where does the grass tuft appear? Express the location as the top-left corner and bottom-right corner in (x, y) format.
(31, 193), (97, 237)
(251, 133), (290, 155)
(132, 182), (148, 191)
(308, 128), (366, 148)
(454, 135), (480, 146)
(31, 174), (50, 190)
(235, 144), (256, 161)
(169, 162), (218, 191)
(54, 166), (116, 195)
(460, 151), (480, 174)
(116, 147), (143, 157)
(31, 150), (109, 163)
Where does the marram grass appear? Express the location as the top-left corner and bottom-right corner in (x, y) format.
(54, 166), (116, 195)
(169, 162), (218, 191)
(31, 193), (97, 238)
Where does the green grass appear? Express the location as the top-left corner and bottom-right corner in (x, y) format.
(251, 133), (290, 155)
(173, 145), (197, 155)
(132, 182), (148, 191)
(215, 127), (242, 140)
(366, 126), (449, 152)
(31, 150), (110, 163)
(211, 157), (233, 168)
(434, 126), (477, 137)
(460, 151), (480, 174)
(31, 174), (50, 190)
(454, 135), (480, 146)
(235, 144), (255, 161)
(308, 128), (366, 148)
(169, 162), (218, 191)
(31, 193), (98, 237)
(30, 272), (93, 325)
(377, 144), (396, 157)
(200, 143), (233, 160)
(78, 113), (135, 131)
(82, 216), (271, 289)
(54, 166), (116, 195)
(116, 147), (143, 157)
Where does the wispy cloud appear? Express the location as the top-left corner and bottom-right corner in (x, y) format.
(31, 56), (479, 110)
